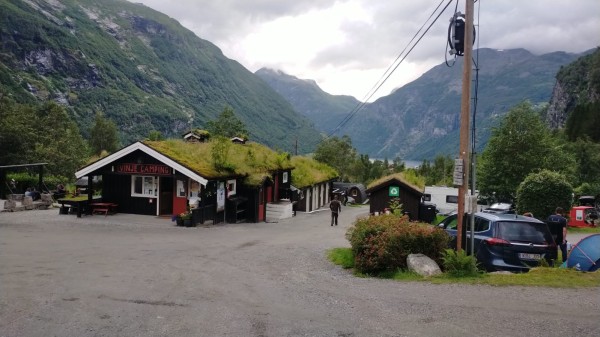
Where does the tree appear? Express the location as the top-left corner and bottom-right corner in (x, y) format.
(147, 130), (164, 141)
(89, 112), (120, 155)
(211, 136), (233, 171)
(516, 170), (573, 220)
(205, 106), (248, 139)
(313, 135), (357, 182)
(0, 96), (37, 165)
(34, 102), (89, 179)
(478, 102), (568, 201)
(566, 136), (600, 189)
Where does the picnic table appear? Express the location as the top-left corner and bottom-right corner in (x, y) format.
(90, 202), (119, 216)
(57, 196), (100, 218)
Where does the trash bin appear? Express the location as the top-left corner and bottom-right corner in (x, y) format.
(419, 202), (437, 223)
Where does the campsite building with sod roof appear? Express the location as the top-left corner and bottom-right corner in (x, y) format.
(73, 138), (331, 225)
(366, 173), (431, 222)
(289, 156), (339, 213)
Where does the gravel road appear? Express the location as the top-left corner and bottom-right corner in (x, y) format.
(0, 206), (598, 337)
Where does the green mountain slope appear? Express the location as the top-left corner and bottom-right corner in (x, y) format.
(259, 48), (590, 160)
(255, 68), (360, 132)
(0, 0), (321, 153)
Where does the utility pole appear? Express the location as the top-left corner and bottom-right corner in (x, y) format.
(456, 0), (474, 251)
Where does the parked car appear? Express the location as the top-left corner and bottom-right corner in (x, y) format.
(438, 212), (557, 272)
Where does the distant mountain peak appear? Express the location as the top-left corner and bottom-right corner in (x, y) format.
(258, 48), (592, 160)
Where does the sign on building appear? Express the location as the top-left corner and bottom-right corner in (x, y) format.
(389, 186), (399, 197)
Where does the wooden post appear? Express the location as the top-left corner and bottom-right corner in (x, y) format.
(457, 0), (474, 251)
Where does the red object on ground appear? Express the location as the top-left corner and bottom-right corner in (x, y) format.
(569, 206), (596, 228)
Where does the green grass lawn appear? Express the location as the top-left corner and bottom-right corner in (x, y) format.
(568, 226), (600, 234)
(327, 248), (600, 288)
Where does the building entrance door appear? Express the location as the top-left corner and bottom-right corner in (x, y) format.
(159, 177), (173, 215)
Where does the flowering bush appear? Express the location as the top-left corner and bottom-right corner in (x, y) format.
(177, 211), (191, 220)
(346, 214), (450, 274)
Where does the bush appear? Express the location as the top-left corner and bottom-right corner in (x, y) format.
(346, 214), (450, 274)
(7, 172), (67, 194)
(441, 249), (480, 277)
(516, 170), (573, 220)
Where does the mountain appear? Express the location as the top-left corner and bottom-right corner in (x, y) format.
(0, 0), (322, 153)
(259, 48), (591, 160)
(546, 47), (600, 131)
(255, 68), (360, 132)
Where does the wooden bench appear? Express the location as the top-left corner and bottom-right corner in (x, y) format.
(91, 203), (118, 216)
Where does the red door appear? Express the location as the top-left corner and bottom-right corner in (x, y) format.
(266, 185), (273, 203)
(274, 175), (279, 201)
(172, 178), (188, 216)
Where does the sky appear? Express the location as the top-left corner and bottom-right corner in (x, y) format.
(131, 0), (600, 102)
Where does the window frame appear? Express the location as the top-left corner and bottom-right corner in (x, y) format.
(131, 175), (157, 198)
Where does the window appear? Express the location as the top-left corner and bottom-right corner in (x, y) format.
(227, 179), (236, 196)
(497, 221), (553, 244)
(446, 195), (459, 204)
(131, 176), (157, 197)
(474, 217), (490, 232)
(443, 215), (458, 230)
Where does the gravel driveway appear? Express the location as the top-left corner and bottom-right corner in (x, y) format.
(0, 206), (598, 337)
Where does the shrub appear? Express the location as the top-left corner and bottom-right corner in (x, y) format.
(441, 249), (480, 277)
(516, 170), (573, 220)
(346, 214), (450, 274)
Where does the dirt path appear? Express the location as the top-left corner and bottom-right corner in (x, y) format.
(0, 207), (598, 337)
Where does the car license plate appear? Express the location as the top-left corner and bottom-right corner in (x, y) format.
(518, 253), (541, 260)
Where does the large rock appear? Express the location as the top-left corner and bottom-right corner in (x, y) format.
(407, 253), (442, 277)
(22, 196), (34, 209)
(3, 199), (17, 211)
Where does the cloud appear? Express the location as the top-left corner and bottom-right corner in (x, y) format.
(131, 0), (600, 100)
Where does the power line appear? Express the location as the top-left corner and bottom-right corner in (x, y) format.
(327, 0), (455, 137)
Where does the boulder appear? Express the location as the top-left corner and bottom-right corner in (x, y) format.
(22, 196), (34, 210)
(407, 253), (442, 277)
(41, 193), (53, 203)
(3, 199), (17, 211)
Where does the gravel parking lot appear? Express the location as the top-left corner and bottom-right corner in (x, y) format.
(1, 206), (598, 337)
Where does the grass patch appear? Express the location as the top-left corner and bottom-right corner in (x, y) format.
(568, 226), (600, 234)
(432, 214), (447, 226)
(327, 247), (600, 287)
(430, 267), (600, 287)
(327, 248), (354, 269)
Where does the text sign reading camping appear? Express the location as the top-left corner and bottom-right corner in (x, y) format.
(115, 163), (172, 175)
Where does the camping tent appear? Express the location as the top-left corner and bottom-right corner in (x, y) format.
(565, 234), (600, 272)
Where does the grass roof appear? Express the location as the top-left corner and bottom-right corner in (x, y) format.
(144, 139), (294, 186)
(367, 172), (425, 192)
(290, 156), (338, 188)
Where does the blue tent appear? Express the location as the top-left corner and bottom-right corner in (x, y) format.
(565, 234), (600, 271)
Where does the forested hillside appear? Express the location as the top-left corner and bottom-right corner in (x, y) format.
(0, 0), (322, 153)
(546, 48), (600, 141)
(260, 48), (592, 160)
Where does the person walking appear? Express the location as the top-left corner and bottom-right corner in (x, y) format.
(330, 195), (342, 226)
(547, 207), (568, 262)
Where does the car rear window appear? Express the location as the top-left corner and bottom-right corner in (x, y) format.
(496, 221), (553, 244)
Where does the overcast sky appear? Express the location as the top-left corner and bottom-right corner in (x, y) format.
(131, 0), (600, 101)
